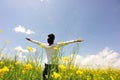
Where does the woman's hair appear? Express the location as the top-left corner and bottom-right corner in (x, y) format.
(47, 34), (55, 45)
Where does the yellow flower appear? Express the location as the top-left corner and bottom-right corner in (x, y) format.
(70, 66), (75, 71)
(9, 64), (14, 70)
(40, 43), (45, 48)
(24, 64), (32, 70)
(54, 46), (59, 50)
(76, 70), (83, 75)
(2, 66), (9, 72)
(110, 75), (114, 80)
(52, 72), (61, 79)
(53, 57), (58, 62)
(9, 64), (14, 69)
(0, 66), (9, 78)
(59, 64), (66, 71)
(45, 75), (48, 79)
(62, 57), (70, 61)
(0, 61), (4, 65)
(15, 61), (20, 65)
(70, 73), (74, 76)
(87, 75), (91, 80)
(5, 40), (9, 44)
(0, 29), (2, 33)
(22, 70), (26, 74)
(59, 41), (65, 45)
(26, 46), (33, 52)
(0, 66), (9, 73)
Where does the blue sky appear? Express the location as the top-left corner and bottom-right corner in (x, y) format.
(0, 0), (120, 56)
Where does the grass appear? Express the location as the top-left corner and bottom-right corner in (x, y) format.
(0, 57), (120, 80)
(0, 43), (120, 80)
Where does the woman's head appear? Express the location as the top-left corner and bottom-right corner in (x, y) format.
(47, 33), (55, 45)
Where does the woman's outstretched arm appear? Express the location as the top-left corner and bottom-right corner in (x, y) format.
(25, 38), (43, 45)
(57, 39), (83, 47)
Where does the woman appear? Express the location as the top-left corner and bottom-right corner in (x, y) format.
(26, 33), (83, 80)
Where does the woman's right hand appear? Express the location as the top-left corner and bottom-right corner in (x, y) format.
(25, 38), (31, 41)
(75, 39), (83, 42)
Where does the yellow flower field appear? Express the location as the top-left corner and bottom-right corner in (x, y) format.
(0, 56), (120, 80)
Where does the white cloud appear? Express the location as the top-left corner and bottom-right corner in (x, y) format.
(14, 46), (36, 53)
(40, 0), (48, 3)
(14, 25), (35, 35)
(40, 0), (44, 2)
(14, 46), (36, 61)
(72, 47), (120, 68)
(14, 46), (29, 53)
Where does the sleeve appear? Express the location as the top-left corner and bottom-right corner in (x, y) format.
(57, 39), (80, 47)
(29, 39), (43, 45)
(57, 39), (83, 47)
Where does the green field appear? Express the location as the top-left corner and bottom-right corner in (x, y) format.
(0, 53), (120, 80)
